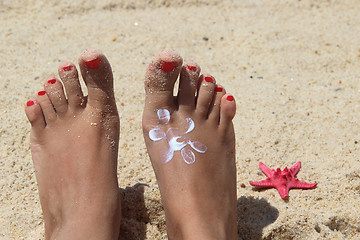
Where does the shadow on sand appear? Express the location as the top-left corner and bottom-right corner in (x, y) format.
(117, 185), (279, 240)
(119, 183), (149, 240)
(237, 196), (279, 240)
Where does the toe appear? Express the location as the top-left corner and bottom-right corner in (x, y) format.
(219, 94), (236, 131)
(144, 50), (183, 115)
(25, 99), (46, 130)
(177, 62), (200, 110)
(58, 62), (85, 109)
(195, 74), (216, 118)
(44, 77), (68, 115)
(34, 89), (57, 124)
(208, 84), (226, 123)
(78, 49), (115, 110)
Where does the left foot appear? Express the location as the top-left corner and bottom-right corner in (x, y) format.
(25, 50), (121, 240)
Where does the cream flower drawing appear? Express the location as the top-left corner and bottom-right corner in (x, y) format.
(149, 109), (207, 164)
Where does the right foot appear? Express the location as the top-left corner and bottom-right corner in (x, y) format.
(25, 50), (121, 240)
(142, 51), (237, 239)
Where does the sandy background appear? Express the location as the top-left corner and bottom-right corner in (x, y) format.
(1, 0), (360, 239)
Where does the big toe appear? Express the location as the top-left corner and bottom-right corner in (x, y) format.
(78, 49), (115, 110)
(144, 50), (183, 119)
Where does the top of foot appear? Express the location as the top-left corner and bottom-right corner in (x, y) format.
(143, 50), (237, 240)
(25, 50), (121, 240)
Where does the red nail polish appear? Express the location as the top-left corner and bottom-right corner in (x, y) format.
(38, 90), (46, 96)
(85, 58), (100, 69)
(204, 76), (213, 83)
(187, 65), (197, 71)
(63, 65), (73, 71)
(161, 61), (176, 72)
(47, 79), (56, 84)
(26, 100), (34, 106)
(226, 95), (234, 101)
(215, 86), (223, 92)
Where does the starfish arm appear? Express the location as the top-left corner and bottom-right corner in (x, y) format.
(289, 161), (301, 176)
(275, 185), (290, 199)
(259, 162), (274, 178)
(290, 179), (317, 189)
(249, 179), (274, 188)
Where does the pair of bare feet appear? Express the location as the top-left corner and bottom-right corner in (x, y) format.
(25, 50), (237, 239)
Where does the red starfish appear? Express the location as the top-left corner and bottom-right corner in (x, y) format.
(249, 161), (317, 199)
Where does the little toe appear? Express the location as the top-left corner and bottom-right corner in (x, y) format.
(144, 50), (183, 115)
(78, 49), (115, 110)
(58, 62), (84, 109)
(219, 94), (236, 131)
(177, 62), (201, 110)
(195, 74), (216, 118)
(34, 89), (57, 124)
(44, 77), (68, 115)
(208, 84), (226, 123)
(25, 99), (46, 130)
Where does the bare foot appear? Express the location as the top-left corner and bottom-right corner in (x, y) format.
(25, 50), (121, 240)
(142, 51), (237, 239)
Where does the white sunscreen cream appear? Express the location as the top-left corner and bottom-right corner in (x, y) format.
(149, 109), (207, 164)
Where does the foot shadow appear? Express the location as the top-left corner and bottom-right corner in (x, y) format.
(237, 196), (279, 240)
(119, 183), (149, 240)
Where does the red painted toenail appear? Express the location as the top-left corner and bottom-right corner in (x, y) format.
(85, 58), (100, 69)
(215, 86), (223, 92)
(204, 76), (213, 83)
(47, 79), (56, 84)
(38, 90), (46, 96)
(187, 65), (197, 71)
(63, 65), (73, 71)
(26, 100), (34, 106)
(161, 61), (176, 72)
(226, 95), (234, 101)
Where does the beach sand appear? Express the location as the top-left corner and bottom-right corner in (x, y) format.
(1, 0), (360, 239)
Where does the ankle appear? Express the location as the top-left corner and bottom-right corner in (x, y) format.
(49, 218), (120, 240)
(166, 215), (237, 240)
(45, 207), (121, 240)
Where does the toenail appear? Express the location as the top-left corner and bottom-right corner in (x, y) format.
(161, 61), (177, 72)
(204, 76), (213, 83)
(38, 90), (46, 96)
(226, 95), (234, 101)
(47, 78), (56, 84)
(215, 86), (223, 92)
(85, 58), (100, 69)
(26, 100), (34, 106)
(187, 65), (197, 71)
(62, 65), (73, 71)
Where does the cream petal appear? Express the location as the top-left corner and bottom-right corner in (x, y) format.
(149, 126), (166, 141)
(157, 109), (170, 124)
(163, 148), (174, 164)
(184, 118), (195, 134)
(181, 148), (196, 164)
(189, 141), (207, 153)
